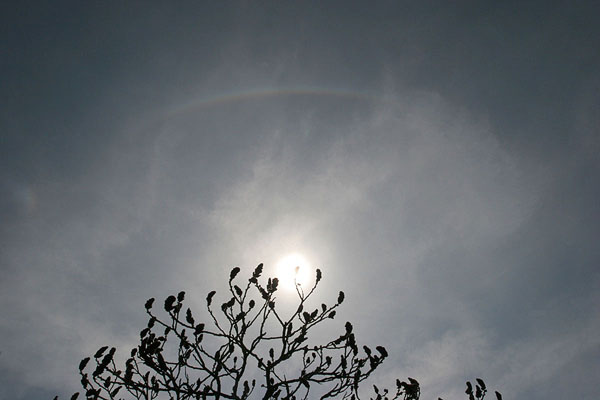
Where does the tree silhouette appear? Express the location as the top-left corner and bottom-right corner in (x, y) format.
(65, 264), (501, 400)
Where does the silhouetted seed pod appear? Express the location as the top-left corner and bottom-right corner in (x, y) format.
(94, 346), (108, 358)
(80, 374), (89, 388)
(303, 311), (311, 323)
(234, 285), (243, 296)
(230, 267), (240, 281)
(206, 291), (216, 306)
(164, 295), (176, 311)
(253, 263), (263, 278)
(93, 363), (105, 377)
(345, 321), (353, 334)
(186, 308), (194, 325)
(145, 298), (155, 310)
(376, 346), (388, 357)
(78, 357), (90, 371)
(476, 378), (486, 390)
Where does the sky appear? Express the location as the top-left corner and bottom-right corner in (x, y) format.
(1, 1), (599, 399)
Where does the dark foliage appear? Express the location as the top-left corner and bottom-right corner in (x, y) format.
(63, 264), (501, 400)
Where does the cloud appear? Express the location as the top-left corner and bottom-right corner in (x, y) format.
(2, 3), (598, 400)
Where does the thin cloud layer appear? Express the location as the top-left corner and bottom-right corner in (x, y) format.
(1, 2), (599, 400)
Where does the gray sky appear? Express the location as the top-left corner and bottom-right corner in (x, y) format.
(1, 1), (599, 399)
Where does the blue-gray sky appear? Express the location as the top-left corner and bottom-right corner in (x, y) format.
(1, 1), (599, 399)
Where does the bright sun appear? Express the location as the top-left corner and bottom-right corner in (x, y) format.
(275, 253), (312, 292)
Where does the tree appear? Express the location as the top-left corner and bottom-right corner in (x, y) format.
(65, 264), (501, 400)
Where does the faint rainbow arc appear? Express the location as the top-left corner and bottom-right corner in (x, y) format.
(162, 86), (382, 119)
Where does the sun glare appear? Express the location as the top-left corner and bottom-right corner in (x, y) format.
(275, 253), (312, 292)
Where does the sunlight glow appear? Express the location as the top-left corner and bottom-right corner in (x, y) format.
(275, 253), (312, 292)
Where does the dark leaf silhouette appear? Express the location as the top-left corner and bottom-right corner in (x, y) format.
(345, 321), (353, 333)
(78, 357), (89, 371)
(144, 298), (154, 310)
(206, 290), (216, 306)
(186, 308), (194, 325)
(234, 285), (243, 296)
(230, 266), (240, 281)
(93, 346), (107, 358)
(164, 295), (176, 312)
(110, 386), (121, 397)
(376, 345), (388, 357)
(303, 311), (311, 323)
(476, 378), (486, 390)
